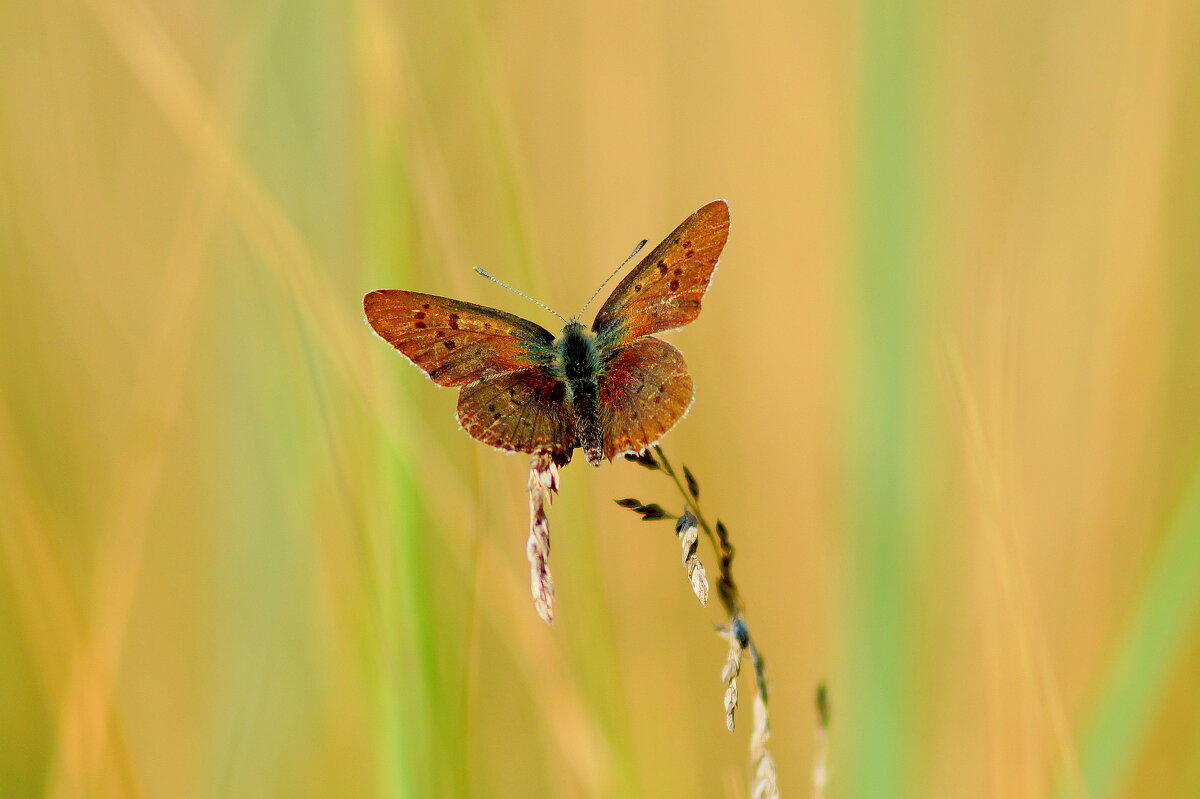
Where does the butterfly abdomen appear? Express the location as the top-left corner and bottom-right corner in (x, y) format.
(555, 322), (604, 465)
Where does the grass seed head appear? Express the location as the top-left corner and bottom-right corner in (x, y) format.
(527, 451), (559, 623)
(675, 508), (709, 606)
(750, 694), (779, 799)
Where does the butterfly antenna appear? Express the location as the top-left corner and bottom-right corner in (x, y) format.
(573, 238), (647, 321)
(474, 268), (568, 324)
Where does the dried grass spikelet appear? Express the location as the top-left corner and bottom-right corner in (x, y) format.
(813, 683), (830, 799)
(720, 620), (747, 731)
(527, 450), (560, 623)
(675, 509), (709, 606)
(750, 693), (780, 799)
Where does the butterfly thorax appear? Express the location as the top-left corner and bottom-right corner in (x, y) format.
(554, 322), (604, 466)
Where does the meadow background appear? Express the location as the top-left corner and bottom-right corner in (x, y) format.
(2, 0), (1199, 796)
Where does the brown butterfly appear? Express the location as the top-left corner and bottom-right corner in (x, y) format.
(363, 200), (729, 466)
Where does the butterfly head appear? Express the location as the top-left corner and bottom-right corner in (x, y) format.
(554, 321), (598, 381)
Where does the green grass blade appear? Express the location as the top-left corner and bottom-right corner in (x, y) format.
(843, 0), (932, 795)
(1058, 462), (1200, 799)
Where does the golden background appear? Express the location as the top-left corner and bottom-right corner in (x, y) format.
(2, 0), (1199, 796)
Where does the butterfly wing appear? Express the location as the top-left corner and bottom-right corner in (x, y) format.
(364, 290), (574, 455)
(364, 290), (556, 386)
(591, 199), (729, 349)
(590, 200), (728, 458)
(598, 336), (694, 460)
(457, 368), (576, 454)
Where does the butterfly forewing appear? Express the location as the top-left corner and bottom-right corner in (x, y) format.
(598, 336), (694, 459)
(592, 200), (729, 349)
(457, 369), (576, 454)
(364, 290), (555, 386)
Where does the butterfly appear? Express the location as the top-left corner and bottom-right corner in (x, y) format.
(363, 200), (729, 466)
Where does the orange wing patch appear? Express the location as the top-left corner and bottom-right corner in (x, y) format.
(364, 290), (554, 386)
(592, 200), (729, 349)
(457, 369), (575, 454)
(598, 336), (694, 460)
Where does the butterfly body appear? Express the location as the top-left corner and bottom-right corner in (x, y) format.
(364, 200), (730, 465)
(553, 321), (605, 464)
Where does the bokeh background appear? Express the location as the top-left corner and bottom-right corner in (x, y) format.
(3, 0), (1199, 796)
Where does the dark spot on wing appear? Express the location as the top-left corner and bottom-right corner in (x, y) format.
(415, 321), (426, 329)
(674, 267), (683, 276)
(658, 260), (668, 274)
(686, 249), (695, 257)
(414, 311), (425, 319)
(669, 279), (680, 291)
(448, 313), (459, 329)
(444, 340), (456, 350)
(422, 303), (430, 309)
(634, 284), (642, 292)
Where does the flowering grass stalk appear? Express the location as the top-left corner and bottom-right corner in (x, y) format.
(527, 450), (564, 623)
(617, 445), (781, 798)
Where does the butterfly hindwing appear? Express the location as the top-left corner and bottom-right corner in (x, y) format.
(592, 200), (729, 349)
(364, 290), (555, 386)
(598, 336), (694, 460)
(457, 368), (576, 454)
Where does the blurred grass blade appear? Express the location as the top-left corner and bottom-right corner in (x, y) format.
(844, 0), (930, 794)
(1059, 462), (1200, 799)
